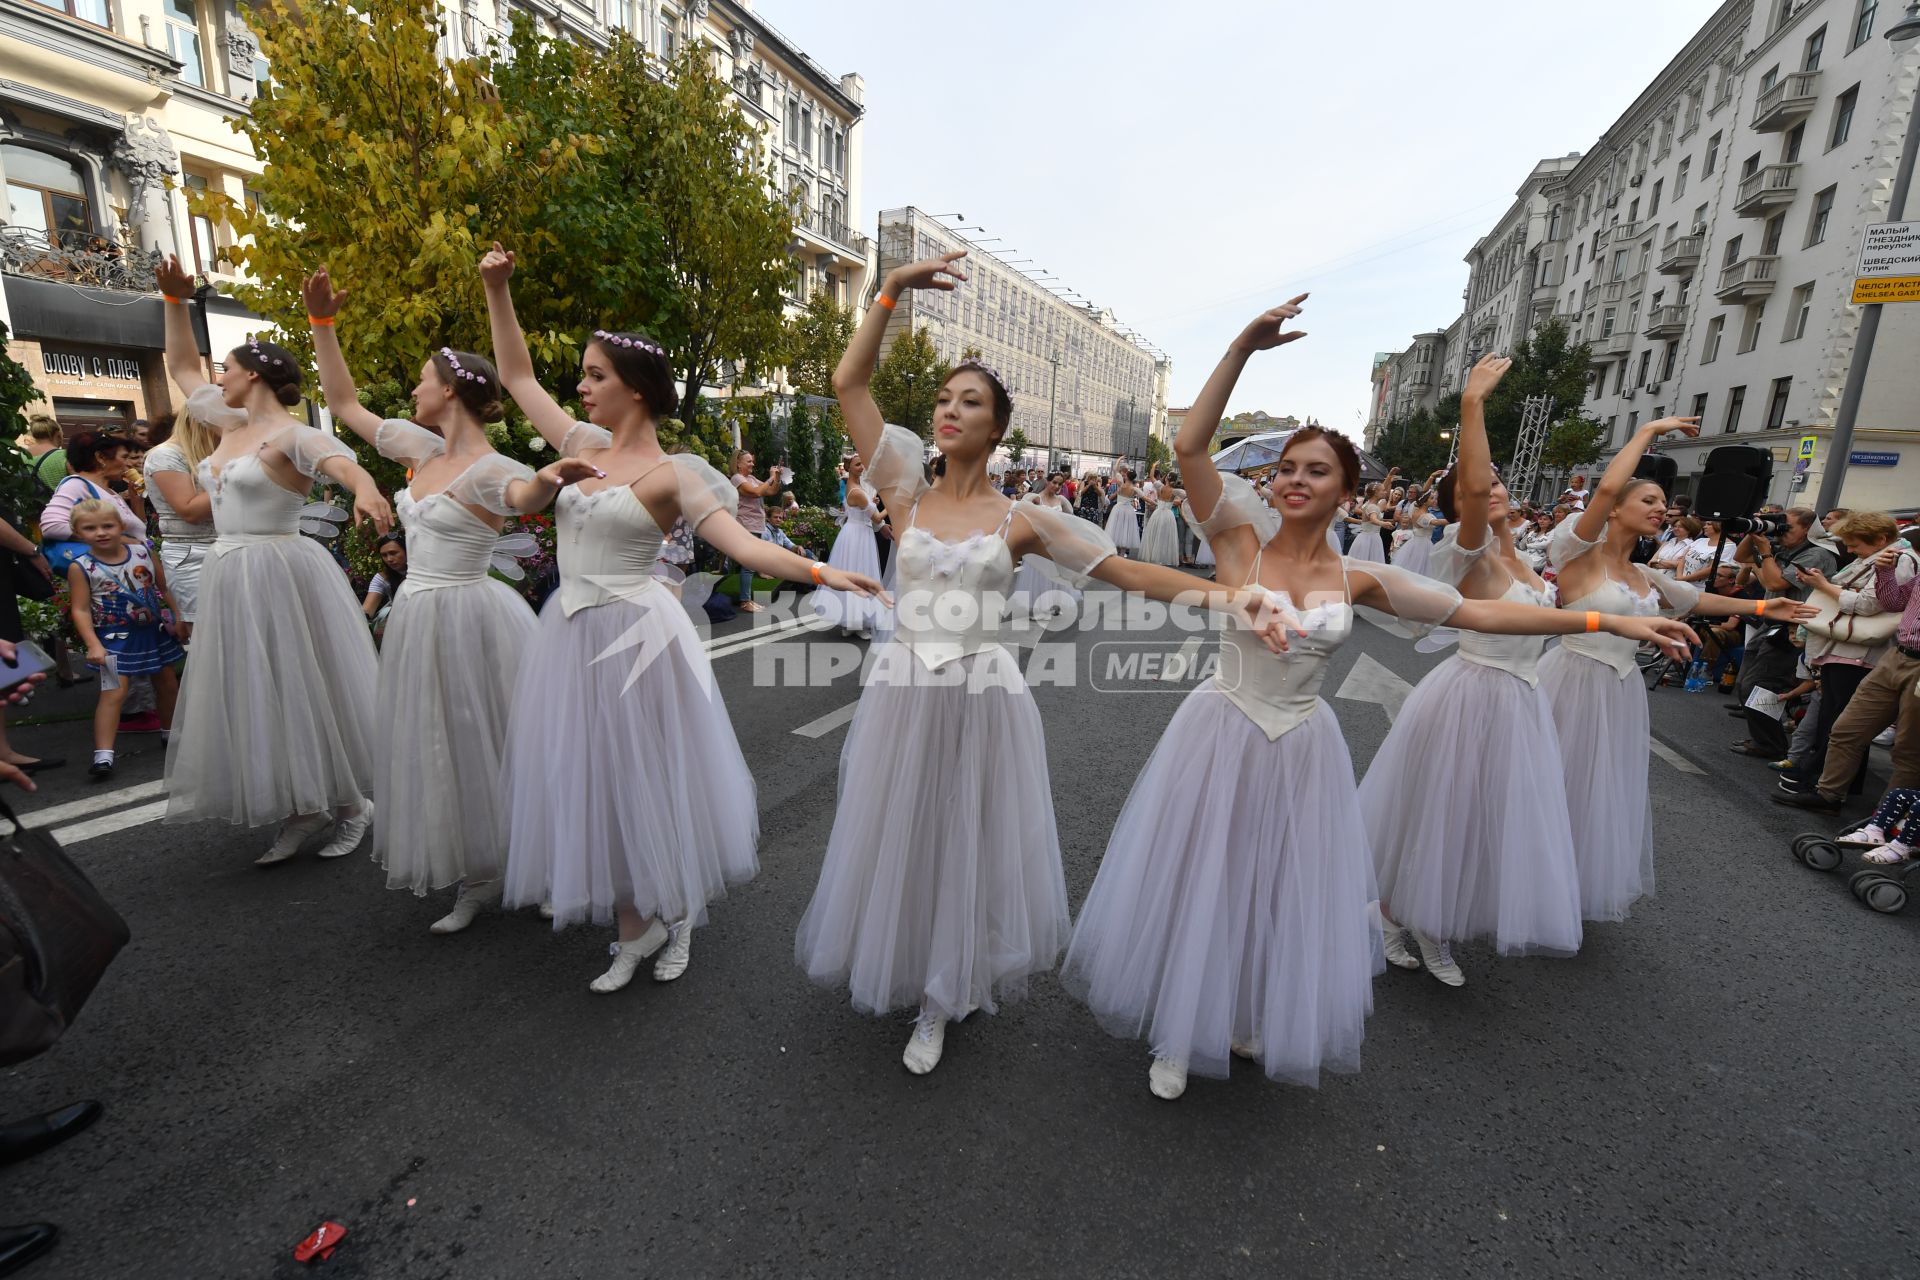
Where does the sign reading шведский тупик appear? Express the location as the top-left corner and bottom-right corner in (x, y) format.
(1852, 222), (1920, 305)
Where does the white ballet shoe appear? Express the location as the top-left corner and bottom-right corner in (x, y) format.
(589, 920), (669, 994)
(429, 880), (501, 935)
(315, 801), (373, 859)
(256, 812), (331, 866)
(539, 900), (555, 920)
(1413, 930), (1466, 987)
(1382, 925), (1422, 970)
(1148, 1056), (1188, 1100)
(1230, 1039), (1259, 1061)
(902, 1009), (948, 1075)
(652, 921), (692, 982)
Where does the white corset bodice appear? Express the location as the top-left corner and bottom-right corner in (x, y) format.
(1456, 573), (1558, 686)
(892, 519), (1016, 670)
(200, 453), (308, 541)
(395, 488), (500, 593)
(1558, 576), (1662, 677)
(554, 484), (667, 616)
(1214, 591), (1353, 740)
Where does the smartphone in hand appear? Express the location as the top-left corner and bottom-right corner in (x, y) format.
(0, 639), (55, 699)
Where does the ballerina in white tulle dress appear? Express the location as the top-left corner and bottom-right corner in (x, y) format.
(1358, 356), (1584, 987)
(1139, 484), (1183, 566)
(1348, 491), (1389, 562)
(305, 270), (604, 933)
(799, 251), (1289, 1078)
(154, 257), (394, 863)
(1009, 474), (1083, 617)
(1538, 413), (1807, 922)
(481, 243), (885, 992)
(1061, 302), (1701, 1102)
(810, 453), (891, 638)
(1105, 472), (1142, 555)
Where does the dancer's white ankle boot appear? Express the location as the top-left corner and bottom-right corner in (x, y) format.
(1413, 929), (1465, 987)
(652, 921), (692, 982)
(1148, 1056), (1188, 1100)
(257, 812), (331, 866)
(590, 920), (669, 994)
(430, 880), (502, 935)
(903, 1009), (948, 1075)
(315, 800), (373, 859)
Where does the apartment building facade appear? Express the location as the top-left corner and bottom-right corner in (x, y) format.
(874, 206), (1164, 472)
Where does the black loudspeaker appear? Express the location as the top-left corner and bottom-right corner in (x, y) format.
(1632, 454), (1679, 496)
(1692, 445), (1773, 522)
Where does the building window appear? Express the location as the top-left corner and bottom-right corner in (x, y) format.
(1853, 0), (1878, 48)
(1662, 340), (1679, 380)
(2, 145), (91, 238)
(1741, 151), (1761, 180)
(1636, 349), (1653, 387)
(1692, 392), (1710, 421)
(1676, 157), (1690, 199)
(785, 99), (799, 148)
(165, 0), (205, 87)
(1808, 185), (1836, 244)
(1830, 85), (1858, 149)
(800, 107), (813, 162)
(1724, 385), (1747, 433)
(1784, 121), (1805, 163)
(1804, 24), (1826, 70)
(1701, 315), (1726, 363)
(1613, 360), (1628, 395)
(1705, 131), (1721, 176)
(1649, 178), (1662, 217)
(25, 0), (110, 25)
(1739, 304), (1766, 353)
(658, 5), (678, 58)
(183, 173), (218, 273)
(1766, 376), (1792, 430)
(1723, 234), (1744, 267)
(1785, 282), (1814, 340)
(1763, 213), (1786, 256)
(1601, 306), (1617, 337)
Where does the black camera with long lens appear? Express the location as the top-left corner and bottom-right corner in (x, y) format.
(1722, 514), (1788, 538)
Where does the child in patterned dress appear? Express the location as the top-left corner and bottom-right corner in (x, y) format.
(66, 498), (183, 779)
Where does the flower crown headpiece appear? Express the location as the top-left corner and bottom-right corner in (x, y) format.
(955, 357), (1010, 397)
(439, 348), (488, 384)
(592, 329), (665, 357)
(246, 336), (286, 367)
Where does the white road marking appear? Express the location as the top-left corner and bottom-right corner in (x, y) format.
(1648, 735), (1705, 775)
(15, 779), (167, 829)
(1158, 636), (1204, 681)
(792, 700), (860, 738)
(50, 799), (173, 846)
(1334, 653), (1414, 725)
(705, 616), (834, 660)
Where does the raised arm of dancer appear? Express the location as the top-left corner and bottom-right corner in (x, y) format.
(479, 242), (575, 451)
(156, 256), (207, 394)
(1573, 416), (1699, 544)
(301, 268), (386, 446)
(834, 250), (968, 471)
(312, 453), (393, 534)
(1174, 295), (1307, 525)
(1452, 354), (1510, 550)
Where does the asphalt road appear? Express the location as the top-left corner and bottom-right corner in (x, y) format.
(4, 586), (1916, 1279)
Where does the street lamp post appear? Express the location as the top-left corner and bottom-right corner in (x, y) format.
(1128, 394), (1139, 473)
(1047, 352), (1060, 471)
(1817, 2), (1920, 512)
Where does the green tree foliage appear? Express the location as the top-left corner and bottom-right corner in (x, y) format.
(1373, 407), (1449, 479)
(1002, 427), (1032, 469)
(1479, 318), (1594, 465)
(0, 321), (46, 518)
(871, 327), (949, 435)
(814, 404), (847, 503)
(1540, 415), (1610, 477)
(787, 290), (855, 399)
(1145, 433), (1172, 476)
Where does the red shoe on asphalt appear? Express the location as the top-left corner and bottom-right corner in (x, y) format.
(117, 712), (163, 734)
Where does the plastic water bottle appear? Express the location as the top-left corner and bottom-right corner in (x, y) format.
(1684, 659), (1709, 692)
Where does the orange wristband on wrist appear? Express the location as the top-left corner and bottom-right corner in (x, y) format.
(1586, 610), (1601, 633)
(1754, 598), (1767, 617)
(308, 316), (335, 327)
(162, 295), (187, 305)
(875, 293), (896, 311)
(810, 561), (827, 584)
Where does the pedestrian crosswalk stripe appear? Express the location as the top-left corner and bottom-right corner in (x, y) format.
(51, 799), (172, 846)
(16, 779), (166, 829)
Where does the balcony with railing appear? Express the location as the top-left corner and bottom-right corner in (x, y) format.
(0, 226), (161, 293)
(1607, 220), (1645, 247)
(1591, 331), (1633, 360)
(1602, 279), (1628, 304)
(1643, 305), (1686, 340)
(1751, 70), (1821, 133)
(1627, 270), (1648, 296)
(1716, 254), (1780, 302)
(1659, 233), (1703, 275)
(794, 209), (870, 259)
(1733, 163), (1800, 218)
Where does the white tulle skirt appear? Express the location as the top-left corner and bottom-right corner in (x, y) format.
(165, 537), (378, 827)
(1106, 500), (1141, 552)
(1195, 535), (1215, 569)
(1392, 534), (1433, 576)
(1328, 523), (1344, 555)
(811, 520), (890, 635)
(1062, 690), (1380, 1087)
(1358, 657), (1583, 954)
(1348, 527), (1386, 562)
(1009, 555), (1083, 617)
(1140, 503), (1181, 565)
(158, 539), (210, 623)
(373, 578), (536, 894)
(1537, 646), (1655, 921)
(502, 590), (759, 929)
(795, 642), (1070, 1020)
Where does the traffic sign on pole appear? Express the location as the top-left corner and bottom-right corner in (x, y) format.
(1851, 221), (1920, 304)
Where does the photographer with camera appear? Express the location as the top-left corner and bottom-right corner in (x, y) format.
(1729, 509), (1838, 762)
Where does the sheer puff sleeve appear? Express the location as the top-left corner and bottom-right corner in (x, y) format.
(447, 453), (537, 517)
(1547, 518), (1603, 570)
(669, 455), (738, 532)
(274, 425), (356, 479)
(183, 383), (248, 434)
(1427, 525), (1493, 590)
(560, 420), (613, 458)
(864, 424), (929, 513)
(1347, 560), (1465, 639)
(1013, 503), (1118, 588)
(373, 418), (447, 468)
(1648, 573), (1701, 618)
(1184, 473), (1280, 546)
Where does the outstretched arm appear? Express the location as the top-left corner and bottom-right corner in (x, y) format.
(157, 256), (207, 394)
(698, 510), (887, 600)
(313, 455), (394, 534)
(1573, 416), (1699, 543)
(833, 251), (968, 467)
(302, 269), (385, 446)
(1174, 296), (1307, 523)
(1090, 555), (1295, 654)
(479, 242), (576, 451)
(503, 458), (605, 515)
(1452, 354), (1509, 551)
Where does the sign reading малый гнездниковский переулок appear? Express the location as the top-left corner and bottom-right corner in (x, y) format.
(1852, 222), (1920, 304)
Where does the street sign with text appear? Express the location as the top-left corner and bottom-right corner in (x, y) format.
(1852, 221), (1920, 304)
(1848, 451), (1900, 467)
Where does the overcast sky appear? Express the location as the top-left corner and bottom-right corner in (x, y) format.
(772, 0), (1724, 439)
